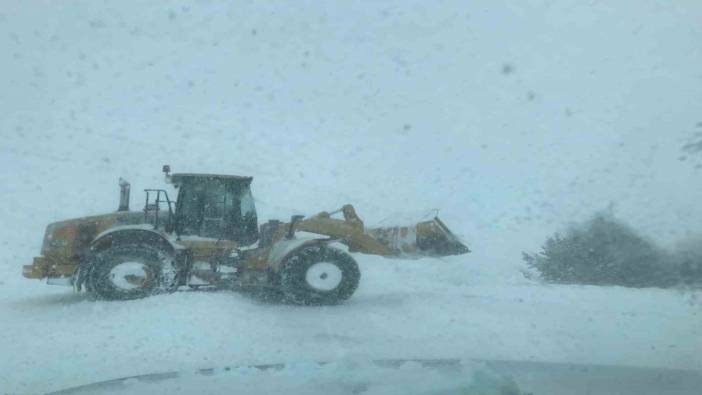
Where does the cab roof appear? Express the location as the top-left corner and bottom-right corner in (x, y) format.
(170, 173), (253, 185)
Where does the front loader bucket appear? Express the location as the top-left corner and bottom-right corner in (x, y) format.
(366, 217), (470, 258)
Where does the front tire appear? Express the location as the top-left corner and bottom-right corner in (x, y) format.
(87, 244), (176, 300)
(280, 245), (360, 305)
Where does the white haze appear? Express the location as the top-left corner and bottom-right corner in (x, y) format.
(1, 1), (702, 393)
(2, 0), (702, 270)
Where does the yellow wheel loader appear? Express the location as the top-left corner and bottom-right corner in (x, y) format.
(23, 166), (469, 305)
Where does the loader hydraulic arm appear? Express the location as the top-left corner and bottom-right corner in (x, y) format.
(296, 205), (396, 256)
(295, 204), (469, 258)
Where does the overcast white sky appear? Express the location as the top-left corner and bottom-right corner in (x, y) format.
(2, 0), (702, 268)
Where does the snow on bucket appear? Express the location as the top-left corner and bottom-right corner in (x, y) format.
(366, 217), (470, 258)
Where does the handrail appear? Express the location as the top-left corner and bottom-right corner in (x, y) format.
(143, 189), (174, 231)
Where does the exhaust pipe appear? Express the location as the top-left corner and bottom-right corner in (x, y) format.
(118, 178), (130, 212)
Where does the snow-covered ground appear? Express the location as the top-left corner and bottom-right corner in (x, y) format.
(2, 0), (702, 393)
(2, 257), (701, 393)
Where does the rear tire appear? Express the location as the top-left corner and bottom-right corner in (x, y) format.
(280, 245), (360, 305)
(87, 244), (176, 300)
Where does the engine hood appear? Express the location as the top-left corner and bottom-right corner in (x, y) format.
(41, 211), (147, 255)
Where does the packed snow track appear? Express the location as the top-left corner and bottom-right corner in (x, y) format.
(1, 255), (700, 394)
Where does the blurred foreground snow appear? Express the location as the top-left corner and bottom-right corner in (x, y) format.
(1, 255), (700, 393)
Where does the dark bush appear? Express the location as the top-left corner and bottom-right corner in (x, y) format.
(672, 238), (702, 287)
(523, 214), (678, 288)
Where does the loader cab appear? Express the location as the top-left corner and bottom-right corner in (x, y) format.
(170, 173), (259, 245)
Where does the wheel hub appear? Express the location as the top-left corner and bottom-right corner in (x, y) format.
(305, 262), (343, 291)
(109, 262), (152, 291)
